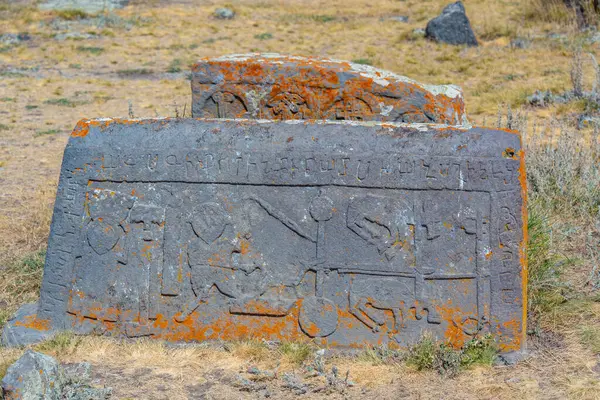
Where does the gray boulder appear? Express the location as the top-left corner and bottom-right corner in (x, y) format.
(0, 33), (31, 46)
(389, 15), (409, 23)
(510, 37), (532, 49)
(214, 7), (235, 20)
(1, 350), (65, 400)
(39, 0), (129, 13)
(425, 1), (478, 46)
(1, 352), (112, 400)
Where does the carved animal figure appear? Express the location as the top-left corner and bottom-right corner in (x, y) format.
(348, 275), (416, 335)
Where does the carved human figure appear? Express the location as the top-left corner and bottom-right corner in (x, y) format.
(69, 190), (134, 321)
(118, 203), (166, 335)
(176, 202), (269, 321)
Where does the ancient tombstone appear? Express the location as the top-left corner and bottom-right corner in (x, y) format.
(191, 54), (467, 125)
(2, 56), (527, 354)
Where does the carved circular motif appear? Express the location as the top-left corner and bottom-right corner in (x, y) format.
(309, 195), (334, 222)
(87, 219), (119, 255)
(265, 92), (310, 120)
(455, 316), (480, 336)
(299, 296), (338, 338)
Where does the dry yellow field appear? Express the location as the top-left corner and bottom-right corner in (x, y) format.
(1, 0), (600, 398)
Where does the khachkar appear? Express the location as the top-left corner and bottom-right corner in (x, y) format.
(2, 59), (527, 355)
(191, 54), (467, 125)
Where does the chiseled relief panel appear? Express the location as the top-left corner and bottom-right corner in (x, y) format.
(32, 119), (525, 351)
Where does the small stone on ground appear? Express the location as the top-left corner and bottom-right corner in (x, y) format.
(425, 1), (478, 46)
(214, 7), (235, 20)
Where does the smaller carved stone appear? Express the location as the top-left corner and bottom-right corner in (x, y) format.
(191, 54), (467, 125)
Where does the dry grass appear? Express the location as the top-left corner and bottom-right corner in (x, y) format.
(524, 0), (577, 26)
(0, 332), (597, 399)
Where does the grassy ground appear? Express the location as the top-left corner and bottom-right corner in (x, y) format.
(1, 0), (600, 398)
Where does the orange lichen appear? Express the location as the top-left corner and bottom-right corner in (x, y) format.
(518, 147), (529, 346)
(192, 55), (466, 124)
(14, 315), (51, 331)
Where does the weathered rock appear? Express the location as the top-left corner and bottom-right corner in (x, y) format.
(0, 115), (527, 352)
(39, 0), (129, 13)
(526, 90), (555, 107)
(191, 54), (467, 125)
(1, 353), (112, 400)
(495, 349), (530, 366)
(510, 38), (531, 49)
(1, 350), (65, 400)
(578, 115), (600, 129)
(425, 1), (478, 47)
(214, 7), (235, 20)
(412, 28), (426, 38)
(389, 15), (409, 23)
(1, 303), (56, 347)
(0, 33), (31, 46)
(54, 32), (99, 41)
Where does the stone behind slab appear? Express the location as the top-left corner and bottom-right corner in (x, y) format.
(191, 54), (468, 125)
(0, 117), (528, 353)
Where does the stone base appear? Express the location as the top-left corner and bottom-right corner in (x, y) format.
(495, 349), (531, 366)
(1, 303), (57, 347)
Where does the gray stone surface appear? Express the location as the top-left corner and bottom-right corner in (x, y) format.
(1, 352), (112, 400)
(425, 1), (478, 47)
(510, 38), (532, 49)
(39, 0), (129, 13)
(0, 33), (31, 46)
(1, 303), (56, 347)
(389, 16), (409, 23)
(214, 7), (235, 20)
(1, 350), (65, 400)
(495, 349), (530, 366)
(8, 118), (527, 351)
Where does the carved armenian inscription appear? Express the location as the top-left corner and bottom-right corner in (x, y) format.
(36, 119), (526, 351)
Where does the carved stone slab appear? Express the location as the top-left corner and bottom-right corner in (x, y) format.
(3, 118), (526, 352)
(191, 54), (467, 125)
